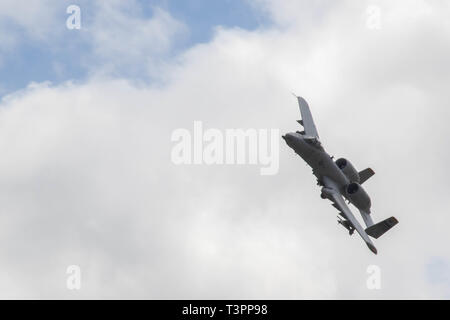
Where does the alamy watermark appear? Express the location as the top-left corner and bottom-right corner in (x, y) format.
(66, 5), (81, 30)
(66, 265), (81, 290)
(366, 5), (382, 30)
(366, 264), (381, 290)
(171, 121), (280, 175)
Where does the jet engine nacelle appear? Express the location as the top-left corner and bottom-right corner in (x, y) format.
(346, 182), (371, 212)
(335, 158), (360, 183)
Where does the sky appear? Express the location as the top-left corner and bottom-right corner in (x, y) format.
(0, 0), (266, 95)
(0, 0), (450, 299)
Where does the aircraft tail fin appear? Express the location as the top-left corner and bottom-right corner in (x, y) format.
(359, 168), (375, 184)
(365, 217), (398, 239)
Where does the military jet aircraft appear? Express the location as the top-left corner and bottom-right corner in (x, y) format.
(282, 96), (398, 254)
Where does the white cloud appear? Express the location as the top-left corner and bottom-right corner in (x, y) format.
(0, 1), (186, 79)
(0, 0), (63, 40)
(87, 1), (186, 77)
(0, 0), (450, 298)
(0, 0), (65, 62)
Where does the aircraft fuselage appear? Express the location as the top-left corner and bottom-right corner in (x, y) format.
(282, 132), (349, 192)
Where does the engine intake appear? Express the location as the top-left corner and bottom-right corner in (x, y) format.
(335, 158), (360, 183)
(346, 182), (371, 212)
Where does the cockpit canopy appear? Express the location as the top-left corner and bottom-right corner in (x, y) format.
(304, 136), (323, 150)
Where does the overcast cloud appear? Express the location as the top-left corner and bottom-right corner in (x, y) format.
(0, 0), (449, 299)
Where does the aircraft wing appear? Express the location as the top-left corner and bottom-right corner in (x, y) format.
(295, 96), (319, 139)
(322, 177), (377, 254)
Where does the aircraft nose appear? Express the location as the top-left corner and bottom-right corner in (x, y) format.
(282, 134), (292, 142)
(282, 133), (295, 142)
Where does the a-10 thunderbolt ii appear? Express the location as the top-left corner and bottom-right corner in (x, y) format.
(282, 96), (398, 254)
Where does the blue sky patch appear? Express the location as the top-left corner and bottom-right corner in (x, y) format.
(0, 0), (267, 97)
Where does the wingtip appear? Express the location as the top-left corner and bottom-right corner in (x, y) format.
(367, 243), (378, 255)
(291, 93), (310, 105)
